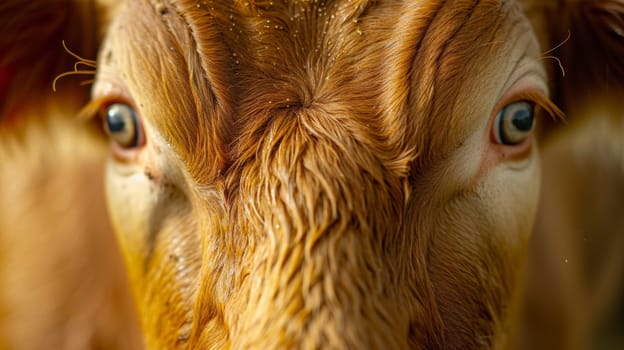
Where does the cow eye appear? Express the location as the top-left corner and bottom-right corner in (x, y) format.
(493, 101), (535, 145)
(103, 103), (142, 148)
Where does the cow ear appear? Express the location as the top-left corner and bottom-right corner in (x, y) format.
(522, 0), (624, 125)
(0, 0), (109, 122)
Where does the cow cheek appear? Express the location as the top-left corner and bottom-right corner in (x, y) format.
(104, 159), (202, 346)
(426, 149), (540, 347)
(479, 148), (541, 252)
(104, 161), (154, 290)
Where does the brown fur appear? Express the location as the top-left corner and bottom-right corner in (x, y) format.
(1, 0), (622, 349)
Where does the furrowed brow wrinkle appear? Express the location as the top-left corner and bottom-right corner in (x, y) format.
(181, 2), (237, 180)
(125, 0), (230, 183)
(429, 1), (479, 93)
(505, 33), (534, 77)
(421, 2), (507, 150)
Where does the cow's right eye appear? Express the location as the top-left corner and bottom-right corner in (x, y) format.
(493, 101), (535, 146)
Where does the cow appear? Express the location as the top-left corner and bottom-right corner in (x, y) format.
(0, 0), (622, 349)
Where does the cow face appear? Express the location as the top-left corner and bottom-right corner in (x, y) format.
(88, 0), (560, 348)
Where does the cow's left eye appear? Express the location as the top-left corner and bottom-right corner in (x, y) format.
(493, 101), (535, 145)
(103, 103), (142, 148)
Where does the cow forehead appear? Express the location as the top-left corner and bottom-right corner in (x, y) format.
(150, 0), (514, 105)
(102, 0), (532, 182)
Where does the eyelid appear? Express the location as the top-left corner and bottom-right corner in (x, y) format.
(493, 86), (564, 123)
(78, 79), (138, 122)
(79, 79), (136, 118)
(76, 94), (140, 123)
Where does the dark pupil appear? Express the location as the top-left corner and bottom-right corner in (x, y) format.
(107, 107), (129, 133)
(511, 108), (533, 132)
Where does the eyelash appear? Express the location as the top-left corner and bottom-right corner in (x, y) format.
(491, 88), (562, 138)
